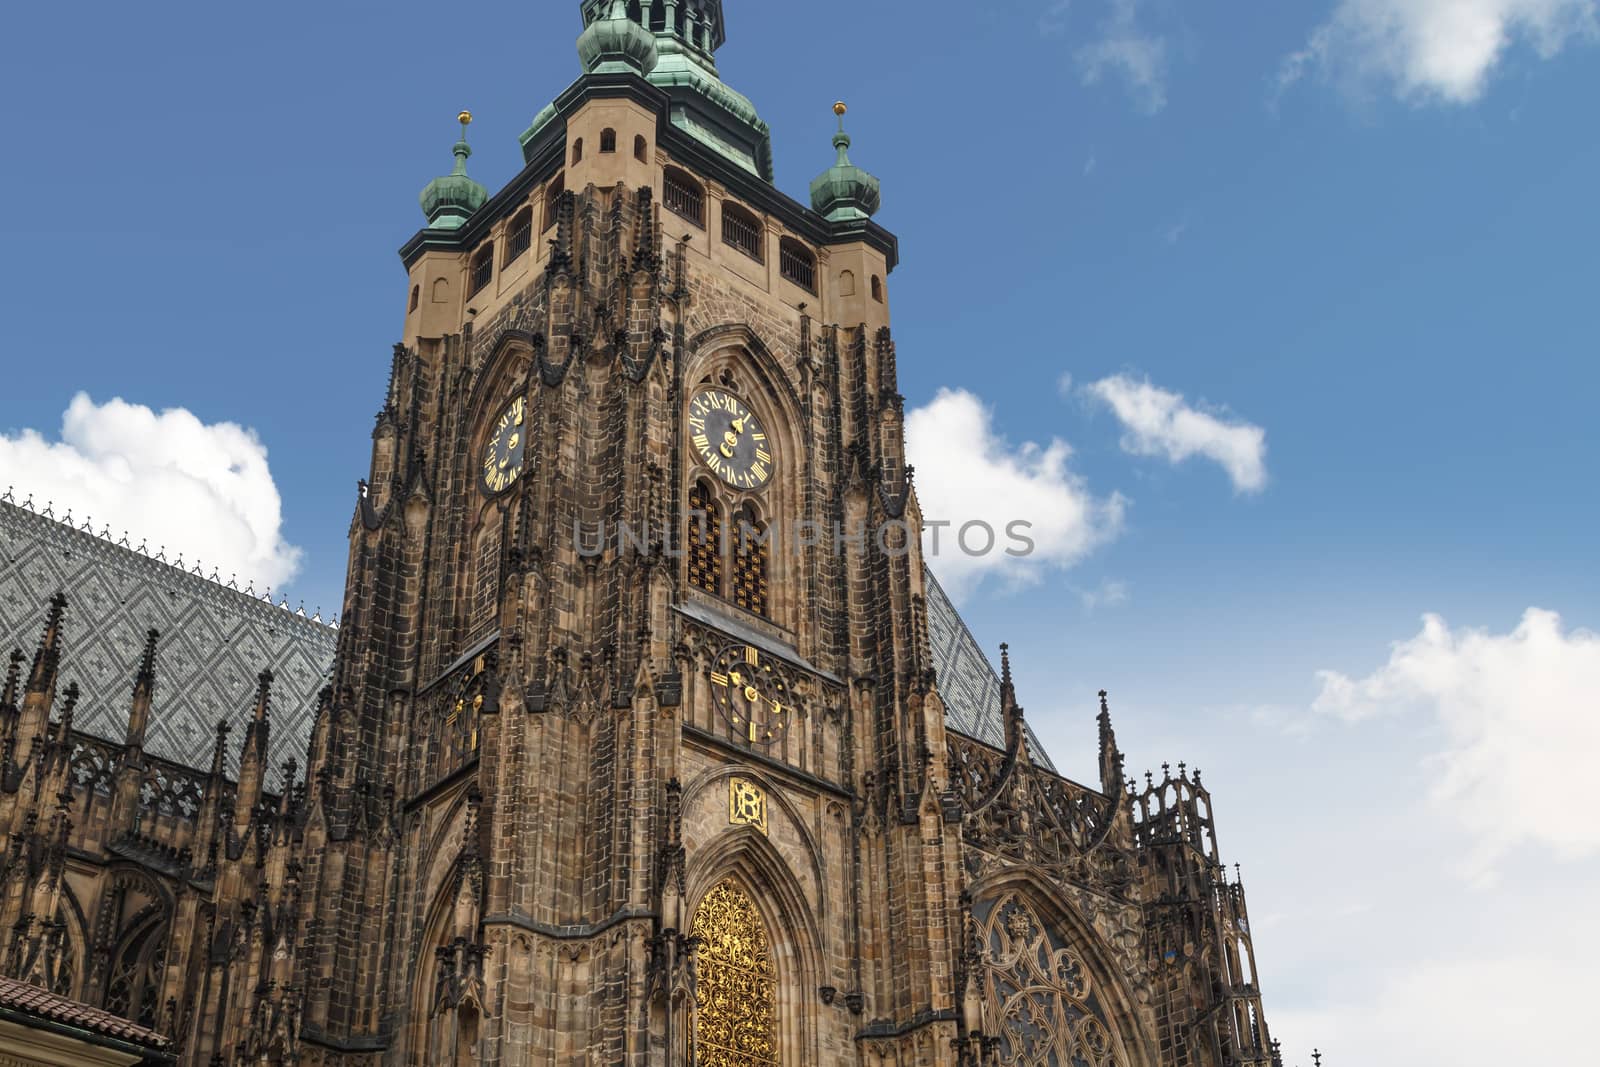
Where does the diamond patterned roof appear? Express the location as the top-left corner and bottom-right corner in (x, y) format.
(924, 566), (1054, 772)
(0, 499), (336, 782)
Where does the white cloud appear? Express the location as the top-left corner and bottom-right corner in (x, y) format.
(1314, 609), (1600, 866)
(1086, 375), (1268, 493)
(1040, 0), (1073, 35)
(1274, 949), (1597, 1066)
(1077, 0), (1170, 113)
(905, 388), (1125, 601)
(0, 393), (302, 589)
(1281, 0), (1598, 104)
(1076, 578), (1129, 612)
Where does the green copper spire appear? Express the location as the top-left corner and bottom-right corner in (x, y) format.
(810, 103), (881, 223)
(419, 111), (489, 231)
(534, 1), (770, 179)
(577, 0), (659, 75)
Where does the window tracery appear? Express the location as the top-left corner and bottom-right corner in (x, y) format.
(691, 881), (778, 1067)
(974, 892), (1126, 1067)
(104, 920), (168, 1029)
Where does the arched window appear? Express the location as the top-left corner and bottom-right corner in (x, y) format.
(104, 919), (168, 1028)
(433, 277), (450, 303)
(732, 505), (770, 617)
(634, 134), (649, 162)
(778, 237), (816, 293)
(838, 270), (856, 297)
(469, 244), (494, 296)
(691, 882), (777, 1066)
(972, 892), (1129, 1067)
(543, 174), (565, 233)
(687, 481), (723, 596)
(721, 202), (764, 262)
(572, 138), (584, 165)
(600, 128), (617, 153)
(871, 275), (884, 303)
(664, 167), (705, 229)
(504, 208), (533, 265)
(409, 284), (420, 312)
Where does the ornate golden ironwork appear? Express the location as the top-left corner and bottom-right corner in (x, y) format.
(692, 881), (778, 1066)
(687, 482), (723, 596)
(976, 892), (1126, 1067)
(729, 777), (768, 834)
(732, 510), (769, 616)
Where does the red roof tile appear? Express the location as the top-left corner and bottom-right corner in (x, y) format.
(0, 974), (170, 1048)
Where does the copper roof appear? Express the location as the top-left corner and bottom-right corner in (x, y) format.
(0, 974), (171, 1049)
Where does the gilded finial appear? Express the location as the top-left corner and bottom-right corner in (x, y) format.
(458, 109), (473, 127)
(834, 100), (847, 118)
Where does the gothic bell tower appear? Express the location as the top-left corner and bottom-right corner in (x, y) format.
(285, 0), (971, 1060)
(269, 2), (1281, 1065)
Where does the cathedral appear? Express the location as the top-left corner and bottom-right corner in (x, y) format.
(0, 3), (1287, 1064)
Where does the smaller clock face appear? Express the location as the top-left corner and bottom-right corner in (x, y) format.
(482, 396), (528, 495)
(710, 645), (792, 746)
(689, 389), (772, 490)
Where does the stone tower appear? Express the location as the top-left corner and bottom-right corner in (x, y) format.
(277, 2), (1283, 1064)
(0, 4), (1288, 1065)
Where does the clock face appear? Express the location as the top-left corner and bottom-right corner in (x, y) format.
(709, 645), (792, 746)
(481, 396), (528, 495)
(688, 389), (772, 490)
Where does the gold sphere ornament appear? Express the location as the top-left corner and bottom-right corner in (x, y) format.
(458, 110), (474, 126)
(833, 101), (847, 117)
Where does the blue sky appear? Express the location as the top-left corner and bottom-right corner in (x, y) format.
(2, 2), (1597, 1062)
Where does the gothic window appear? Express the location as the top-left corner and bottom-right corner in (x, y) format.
(664, 168), (705, 229)
(871, 275), (884, 303)
(732, 505), (770, 617)
(543, 174), (565, 232)
(409, 284), (420, 312)
(721, 202), (764, 262)
(687, 481), (723, 596)
(473, 522), (501, 629)
(634, 134), (649, 161)
(103, 920), (168, 1029)
(778, 238), (816, 293)
(505, 208), (533, 265)
(691, 882), (778, 1067)
(600, 127), (617, 153)
(469, 244), (494, 296)
(572, 137), (584, 165)
(972, 892), (1127, 1067)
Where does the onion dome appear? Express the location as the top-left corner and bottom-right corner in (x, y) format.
(578, 0), (659, 76)
(419, 111), (489, 231)
(810, 103), (881, 223)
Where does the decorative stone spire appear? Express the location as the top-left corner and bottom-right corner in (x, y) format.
(810, 102), (882, 223)
(124, 630), (160, 752)
(577, 0), (660, 75)
(419, 111), (489, 231)
(1097, 690), (1126, 796)
(26, 594), (67, 695)
(2, 650), (23, 711)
